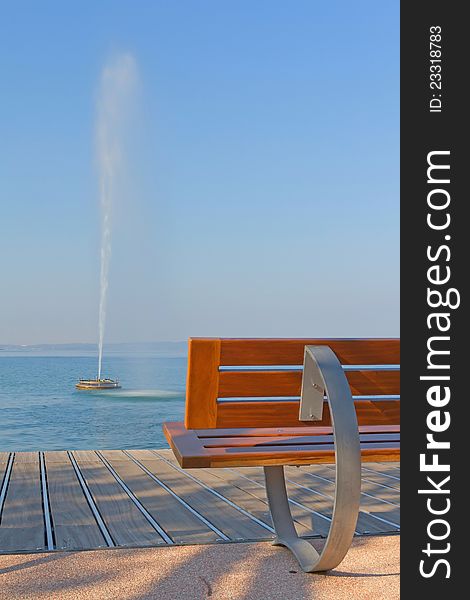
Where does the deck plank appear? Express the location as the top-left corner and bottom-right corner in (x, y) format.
(224, 465), (335, 536)
(213, 465), (333, 537)
(0, 450), (400, 554)
(120, 449), (158, 461)
(295, 466), (400, 531)
(45, 452), (107, 550)
(0, 454), (9, 485)
(0, 458), (9, 504)
(320, 464), (401, 500)
(45, 451), (74, 462)
(358, 466), (400, 491)
(182, 467), (276, 535)
(12, 452), (38, 463)
(0, 453), (45, 552)
(158, 450), (399, 537)
(233, 465), (399, 534)
(131, 451), (271, 541)
(71, 451), (164, 547)
(100, 451), (219, 544)
(301, 464), (400, 503)
(201, 465), (330, 537)
(72, 450), (102, 462)
(159, 450), (322, 538)
(367, 462), (400, 475)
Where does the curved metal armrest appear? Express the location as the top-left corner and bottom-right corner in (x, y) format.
(265, 345), (361, 572)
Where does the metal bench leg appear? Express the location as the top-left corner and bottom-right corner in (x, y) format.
(264, 457), (360, 572)
(264, 345), (362, 573)
(264, 465), (320, 572)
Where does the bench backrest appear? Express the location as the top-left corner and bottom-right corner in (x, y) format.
(184, 338), (400, 429)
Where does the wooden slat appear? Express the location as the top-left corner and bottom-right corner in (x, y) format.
(165, 421), (400, 468)
(185, 338), (221, 429)
(200, 433), (400, 448)
(0, 453), (45, 552)
(101, 451), (219, 544)
(44, 452), (107, 550)
(138, 454), (271, 540)
(196, 425), (400, 438)
(218, 369), (399, 397)
(164, 423), (211, 468)
(72, 451), (164, 547)
(185, 338), (400, 429)
(216, 399), (400, 428)
(0, 452), (10, 464)
(218, 338), (400, 366)
(202, 443), (400, 468)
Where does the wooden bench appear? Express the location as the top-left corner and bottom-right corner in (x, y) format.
(164, 338), (400, 572)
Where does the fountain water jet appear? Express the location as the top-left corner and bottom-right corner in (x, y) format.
(77, 52), (138, 390)
(97, 53), (138, 382)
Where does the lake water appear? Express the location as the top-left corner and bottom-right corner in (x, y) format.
(0, 353), (186, 451)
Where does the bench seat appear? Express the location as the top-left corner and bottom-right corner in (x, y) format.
(164, 422), (400, 468)
(164, 338), (400, 573)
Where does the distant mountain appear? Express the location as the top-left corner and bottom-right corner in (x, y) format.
(0, 341), (187, 356)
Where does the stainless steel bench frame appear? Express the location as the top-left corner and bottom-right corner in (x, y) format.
(263, 345), (361, 572)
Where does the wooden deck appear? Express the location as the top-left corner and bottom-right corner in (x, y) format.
(0, 449), (400, 554)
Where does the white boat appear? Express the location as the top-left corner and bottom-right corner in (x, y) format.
(75, 378), (121, 390)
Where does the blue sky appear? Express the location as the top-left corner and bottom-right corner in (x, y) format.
(0, 1), (399, 344)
